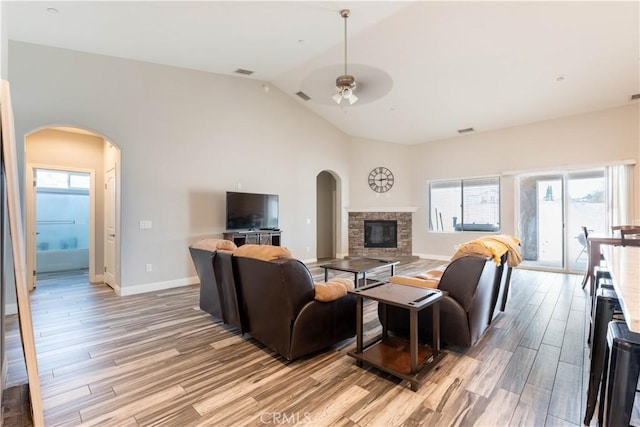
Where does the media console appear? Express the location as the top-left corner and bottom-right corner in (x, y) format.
(222, 230), (282, 247)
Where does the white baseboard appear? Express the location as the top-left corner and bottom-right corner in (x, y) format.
(115, 276), (199, 296)
(335, 253), (347, 259)
(5, 303), (17, 315)
(300, 258), (317, 264)
(91, 274), (104, 284)
(413, 253), (451, 262)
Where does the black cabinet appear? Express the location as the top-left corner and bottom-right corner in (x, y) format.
(223, 230), (281, 247)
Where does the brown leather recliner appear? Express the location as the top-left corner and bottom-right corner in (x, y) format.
(189, 247), (243, 332)
(381, 254), (503, 348)
(233, 255), (356, 361)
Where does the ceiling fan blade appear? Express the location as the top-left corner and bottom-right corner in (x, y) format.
(348, 93), (358, 105)
(332, 92), (343, 104)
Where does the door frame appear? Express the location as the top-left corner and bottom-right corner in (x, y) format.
(25, 163), (96, 289)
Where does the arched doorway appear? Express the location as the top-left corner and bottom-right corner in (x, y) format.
(24, 126), (121, 291)
(316, 170), (337, 260)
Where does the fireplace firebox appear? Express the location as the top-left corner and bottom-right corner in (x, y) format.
(364, 220), (397, 248)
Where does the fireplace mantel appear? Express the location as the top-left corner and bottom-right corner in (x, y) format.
(346, 207), (418, 213)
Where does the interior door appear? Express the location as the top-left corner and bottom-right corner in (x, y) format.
(26, 167), (36, 290)
(104, 167), (117, 287)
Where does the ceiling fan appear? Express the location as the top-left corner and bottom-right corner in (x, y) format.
(332, 9), (358, 105)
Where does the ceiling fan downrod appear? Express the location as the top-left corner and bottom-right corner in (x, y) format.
(333, 9), (358, 105)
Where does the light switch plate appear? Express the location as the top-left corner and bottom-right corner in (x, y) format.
(139, 220), (152, 229)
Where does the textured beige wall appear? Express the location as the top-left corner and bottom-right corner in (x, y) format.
(9, 41), (351, 292)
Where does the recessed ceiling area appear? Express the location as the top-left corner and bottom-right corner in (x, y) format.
(6, 1), (639, 145)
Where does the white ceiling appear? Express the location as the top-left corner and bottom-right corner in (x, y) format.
(7, 1), (640, 145)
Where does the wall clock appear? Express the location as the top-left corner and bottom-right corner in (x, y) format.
(368, 167), (394, 193)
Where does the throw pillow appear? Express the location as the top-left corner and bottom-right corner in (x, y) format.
(233, 244), (293, 261)
(314, 281), (348, 302)
(191, 238), (238, 252)
(330, 277), (355, 291)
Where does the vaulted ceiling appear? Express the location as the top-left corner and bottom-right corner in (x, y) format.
(7, 1), (640, 144)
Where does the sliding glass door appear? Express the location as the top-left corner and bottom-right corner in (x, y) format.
(567, 170), (606, 271)
(519, 174), (564, 269)
(518, 168), (605, 272)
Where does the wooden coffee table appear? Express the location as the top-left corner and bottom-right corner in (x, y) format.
(319, 257), (399, 288)
(347, 282), (446, 391)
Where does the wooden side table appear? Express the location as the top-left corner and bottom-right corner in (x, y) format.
(347, 282), (446, 391)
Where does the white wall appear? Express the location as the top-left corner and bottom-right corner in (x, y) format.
(9, 41), (351, 293)
(348, 137), (414, 209)
(0, 1), (6, 80)
(409, 104), (640, 258)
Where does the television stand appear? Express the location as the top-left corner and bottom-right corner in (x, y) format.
(223, 230), (282, 247)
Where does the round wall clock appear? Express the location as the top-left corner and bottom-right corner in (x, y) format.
(368, 167), (394, 193)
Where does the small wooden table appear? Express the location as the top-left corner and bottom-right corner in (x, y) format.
(347, 282), (446, 391)
(319, 257), (399, 288)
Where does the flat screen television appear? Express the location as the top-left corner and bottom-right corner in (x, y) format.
(226, 191), (279, 231)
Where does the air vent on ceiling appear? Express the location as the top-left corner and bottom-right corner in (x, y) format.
(631, 93), (640, 101)
(296, 91), (311, 101)
(458, 127), (475, 134)
(234, 68), (254, 75)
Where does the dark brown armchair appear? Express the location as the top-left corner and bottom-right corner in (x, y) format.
(233, 255), (356, 360)
(381, 255), (504, 348)
(189, 246), (243, 332)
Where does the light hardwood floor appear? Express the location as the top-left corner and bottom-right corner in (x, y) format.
(2, 260), (637, 426)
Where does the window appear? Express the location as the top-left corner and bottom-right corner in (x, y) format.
(36, 169), (90, 190)
(429, 176), (500, 232)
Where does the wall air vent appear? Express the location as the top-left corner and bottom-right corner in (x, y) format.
(458, 127), (475, 134)
(631, 93), (640, 101)
(296, 91), (311, 101)
(234, 68), (254, 75)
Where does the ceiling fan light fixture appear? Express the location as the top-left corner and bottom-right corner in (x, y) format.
(333, 9), (359, 105)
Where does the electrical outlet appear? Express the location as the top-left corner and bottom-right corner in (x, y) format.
(145, 264), (152, 272)
(306, 246), (310, 253)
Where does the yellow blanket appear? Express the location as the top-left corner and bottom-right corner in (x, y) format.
(452, 234), (522, 267)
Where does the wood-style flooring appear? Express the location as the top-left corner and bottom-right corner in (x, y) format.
(2, 260), (638, 426)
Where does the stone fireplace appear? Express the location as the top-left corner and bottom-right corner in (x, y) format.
(348, 208), (415, 257)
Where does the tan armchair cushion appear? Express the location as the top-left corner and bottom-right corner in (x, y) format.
(233, 244), (293, 261)
(314, 278), (354, 302)
(415, 265), (447, 280)
(191, 238), (237, 252)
